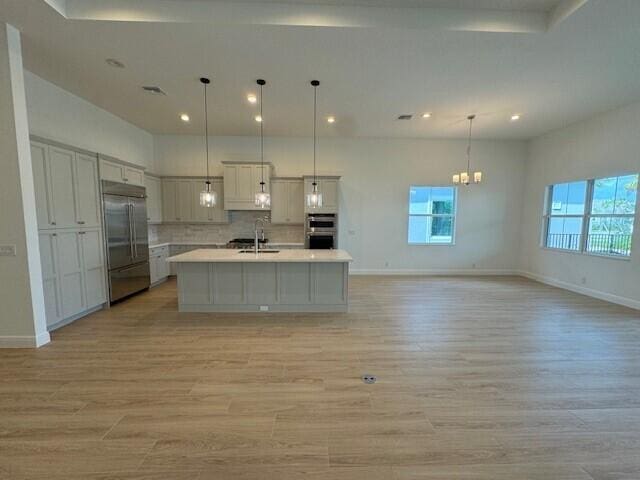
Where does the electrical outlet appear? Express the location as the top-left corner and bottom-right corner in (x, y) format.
(581, 277), (587, 285)
(472, 263), (477, 269)
(0, 245), (16, 256)
(259, 305), (269, 312)
(384, 261), (389, 268)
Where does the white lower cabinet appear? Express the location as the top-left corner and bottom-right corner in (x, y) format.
(38, 228), (107, 329)
(149, 245), (170, 285)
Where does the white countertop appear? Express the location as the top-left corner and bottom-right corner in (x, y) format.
(168, 248), (353, 263)
(149, 242), (304, 249)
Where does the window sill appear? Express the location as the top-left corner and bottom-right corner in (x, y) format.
(409, 242), (456, 246)
(540, 246), (631, 261)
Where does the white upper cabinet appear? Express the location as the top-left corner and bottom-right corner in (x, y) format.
(49, 147), (78, 229)
(162, 177), (229, 224)
(271, 178), (304, 224)
(31, 142), (101, 230)
(144, 175), (163, 223)
(74, 153), (101, 228)
(223, 163), (272, 210)
(100, 157), (145, 186)
(31, 142), (55, 230)
(304, 176), (340, 214)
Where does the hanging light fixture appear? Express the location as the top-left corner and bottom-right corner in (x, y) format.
(306, 80), (323, 209)
(453, 114), (483, 186)
(199, 77), (217, 207)
(254, 79), (271, 209)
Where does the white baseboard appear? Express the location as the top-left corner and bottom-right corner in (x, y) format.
(0, 331), (51, 348)
(518, 270), (640, 311)
(350, 269), (519, 276)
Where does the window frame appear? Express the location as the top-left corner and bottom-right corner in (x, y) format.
(542, 174), (638, 259)
(407, 186), (457, 246)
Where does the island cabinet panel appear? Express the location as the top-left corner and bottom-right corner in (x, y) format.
(278, 263), (311, 305)
(245, 264), (278, 305)
(314, 263), (348, 305)
(212, 263), (245, 304)
(178, 264), (211, 305)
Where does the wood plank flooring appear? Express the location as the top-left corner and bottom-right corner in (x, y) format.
(1, 275), (640, 479)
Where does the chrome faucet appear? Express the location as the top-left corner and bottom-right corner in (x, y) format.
(254, 217), (267, 254)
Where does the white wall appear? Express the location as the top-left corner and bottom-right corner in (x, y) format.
(24, 71), (155, 170)
(155, 135), (527, 273)
(0, 24), (49, 347)
(520, 100), (640, 309)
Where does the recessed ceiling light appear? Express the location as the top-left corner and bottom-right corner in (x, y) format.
(511, 114), (521, 121)
(180, 113), (190, 123)
(106, 58), (125, 68)
(422, 112), (432, 119)
(247, 94), (257, 104)
(327, 116), (336, 124)
(255, 115), (263, 123)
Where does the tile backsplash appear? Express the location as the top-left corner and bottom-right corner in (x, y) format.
(148, 211), (304, 244)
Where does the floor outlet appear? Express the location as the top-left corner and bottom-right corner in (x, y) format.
(259, 306), (269, 312)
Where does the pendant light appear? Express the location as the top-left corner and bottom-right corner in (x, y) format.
(453, 114), (483, 186)
(306, 80), (323, 209)
(254, 79), (271, 209)
(199, 77), (217, 207)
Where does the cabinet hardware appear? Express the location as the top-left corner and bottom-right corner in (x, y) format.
(123, 178), (129, 182)
(77, 221), (85, 224)
(79, 232), (86, 235)
(51, 222), (56, 225)
(52, 233), (57, 237)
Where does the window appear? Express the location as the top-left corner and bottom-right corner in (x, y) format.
(408, 186), (456, 244)
(543, 174), (638, 257)
(544, 180), (588, 251)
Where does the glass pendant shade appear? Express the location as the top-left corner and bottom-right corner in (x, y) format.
(200, 182), (217, 207)
(460, 171), (470, 185)
(306, 183), (323, 209)
(474, 171), (483, 183)
(452, 174), (460, 184)
(255, 182), (271, 209)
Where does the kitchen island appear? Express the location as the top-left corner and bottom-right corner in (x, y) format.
(167, 249), (353, 312)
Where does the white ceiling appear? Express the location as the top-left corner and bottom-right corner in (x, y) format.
(239, 0), (560, 12)
(2, 0), (640, 140)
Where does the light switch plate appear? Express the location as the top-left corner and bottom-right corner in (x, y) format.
(0, 245), (17, 256)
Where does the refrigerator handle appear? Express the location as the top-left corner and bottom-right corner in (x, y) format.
(132, 201), (138, 258)
(128, 202), (135, 259)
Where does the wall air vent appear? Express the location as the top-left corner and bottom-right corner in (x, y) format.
(141, 85), (167, 95)
(397, 114), (413, 120)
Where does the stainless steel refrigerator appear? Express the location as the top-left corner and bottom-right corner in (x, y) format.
(102, 181), (150, 303)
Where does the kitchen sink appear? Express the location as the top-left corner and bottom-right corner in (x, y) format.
(238, 249), (280, 254)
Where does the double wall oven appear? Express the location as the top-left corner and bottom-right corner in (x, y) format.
(305, 213), (337, 249)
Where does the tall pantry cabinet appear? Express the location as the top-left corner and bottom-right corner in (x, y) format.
(31, 140), (107, 330)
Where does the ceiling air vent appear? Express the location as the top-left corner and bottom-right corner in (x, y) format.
(397, 114), (413, 120)
(141, 85), (167, 96)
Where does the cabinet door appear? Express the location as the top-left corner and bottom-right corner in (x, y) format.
(100, 159), (125, 183)
(288, 180), (304, 223)
(162, 180), (177, 221)
(49, 147), (78, 228)
(80, 229), (106, 309)
(74, 153), (101, 228)
(31, 142), (55, 229)
(176, 180), (192, 222)
(321, 179), (339, 210)
(56, 231), (85, 318)
(208, 180), (228, 223)
(124, 167), (144, 186)
(38, 232), (62, 327)
(191, 179), (210, 222)
(270, 180), (288, 223)
(161, 253), (170, 278)
(145, 176), (162, 223)
(149, 254), (159, 284)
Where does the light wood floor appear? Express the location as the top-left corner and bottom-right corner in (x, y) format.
(1, 276), (640, 479)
